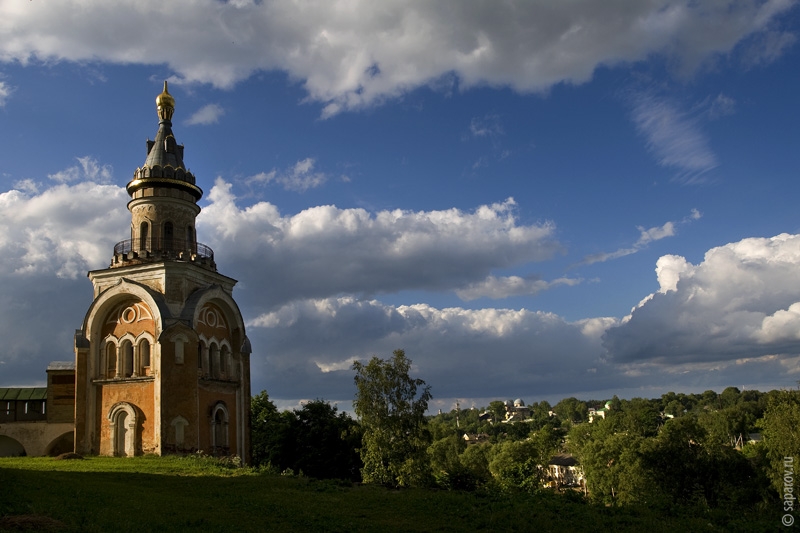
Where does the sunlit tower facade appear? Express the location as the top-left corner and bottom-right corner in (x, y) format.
(73, 83), (251, 461)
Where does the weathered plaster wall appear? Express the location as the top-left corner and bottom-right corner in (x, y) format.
(96, 380), (156, 455)
(0, 422), (74, 457)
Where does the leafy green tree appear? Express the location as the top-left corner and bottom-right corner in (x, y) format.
(251, 392), (362, 479)
(291, 399), (363, 480)
(608, 395), (622, 411)
(719, 386), (741, 408)
(427, 434), (479, 490)
(639, 416), (768, 509)
(638, 417), (711, 506)
(758, 389), (800, 493)
(458, 407), (487, 435)
(554, 397), (588, 425)
(528, 401), (557, 431)
(568, 416), (648, 505)
(488, 400), (507, 423)
(503, 420), (533, 440)
(460, 442), (493, 486)
(529, 424), (562, 462)
(662, 392), (696, 414)
(251, 390), (293, 468)
(699, 389), (719, 409)
(428, 434), (465, 475)
(664, 399), (686, 418)
(619, 397), (661, 437)
(428, 413), (456, 441)
(698, 405), (752, 447)
(353, 349), (433, 487)
(488, 439), (545, 493)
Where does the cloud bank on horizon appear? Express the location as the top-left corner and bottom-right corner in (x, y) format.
(1, 0), (799, 409)
(1, 172), (799, 407)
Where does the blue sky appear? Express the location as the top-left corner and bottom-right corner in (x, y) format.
(1, 1), (800, 412)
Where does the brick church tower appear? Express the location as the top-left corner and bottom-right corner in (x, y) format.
(73, 83), (251, 461)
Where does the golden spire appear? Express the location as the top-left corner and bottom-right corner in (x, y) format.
(156, 81), (175, 121)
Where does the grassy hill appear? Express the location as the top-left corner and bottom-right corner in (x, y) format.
(0, 455), (775, 532)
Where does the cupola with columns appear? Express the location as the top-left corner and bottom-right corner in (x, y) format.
(112, 81), (214, 271)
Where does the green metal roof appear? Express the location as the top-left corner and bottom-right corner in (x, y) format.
(0, 388), (47, 401)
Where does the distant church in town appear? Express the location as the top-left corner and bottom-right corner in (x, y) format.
(0, 83), (252, 461)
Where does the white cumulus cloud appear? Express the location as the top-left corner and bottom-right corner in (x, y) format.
(0, 162), (127, 278)
(456, 275), (581, 301)
(604, 233), (800, 365)
(47, 156), (113, 184)
(185, 103), (225, 126)
(247, 158), (328, 192)
(198, 180), (561, 306)
(0, 165), (128, 383)
(0, 0), (794, 116)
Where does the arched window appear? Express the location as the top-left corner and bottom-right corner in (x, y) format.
(220, 345), (230, 378)
(139, 221), (149, 251)
(105, 342), (117, 379)
(210, 343), (220, 379)
(164, 221), (174, 251)
(121, 340), (133, 378)
(197, 341), (204, 371)
(139, 339), (151, 374)
(186, 226), (195, 253)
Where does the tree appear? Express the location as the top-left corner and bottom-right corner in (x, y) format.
(251, 392), (362, 479)
(568, 417), (648, 505)
(251, 390), (292, 468)
(291, 399), (363, 480)
(664, 399), (686, 418)
(554, 397), (587, 425)
(639, 416), (767, 509)
(697, 404), (753, 447)
(719, 386), (741, 408)
(758, 389), (800, 493)
(529, 401), (556, 430)
(428, 434), (477, 490)
(619, 397), (661, 437)
(529, 424), (562, 464)
(488, 400), (507, 423)
(488, 440), (540, 493)
(460, 442), (493, 486)
(353, 349), (433, 487)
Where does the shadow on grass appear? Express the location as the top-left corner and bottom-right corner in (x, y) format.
(0, 460), (777, 533)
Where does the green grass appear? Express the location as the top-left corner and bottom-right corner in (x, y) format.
(0, 456), (778, 532)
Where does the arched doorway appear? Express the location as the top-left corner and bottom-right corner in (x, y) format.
(116, 411), (129, 455)
(109, 403), (138, 457)
(210, 402), (229, 456)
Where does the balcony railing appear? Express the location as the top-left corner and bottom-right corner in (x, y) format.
(113, 238), (214, 262)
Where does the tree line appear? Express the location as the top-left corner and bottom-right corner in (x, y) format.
(251, 349), (800, 516)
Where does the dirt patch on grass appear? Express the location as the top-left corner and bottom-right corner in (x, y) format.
(0, 515), (66, 531)
(53, 453), (83, 460)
